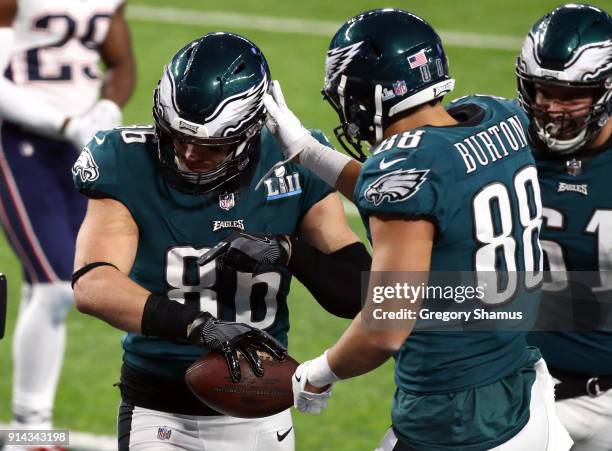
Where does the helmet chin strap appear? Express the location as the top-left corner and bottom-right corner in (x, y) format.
(537, 123), (589, 154)
(535, 86), (612, 154)
(374, 84), (383, 143)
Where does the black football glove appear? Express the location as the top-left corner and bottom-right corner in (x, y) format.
(198, 232), (291, 273)
(187, 312), (287, 382)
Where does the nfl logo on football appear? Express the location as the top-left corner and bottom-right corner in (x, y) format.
(157, 426), (172, 441)
(219, 192), (235, 210)
(263, 166), (302, 200)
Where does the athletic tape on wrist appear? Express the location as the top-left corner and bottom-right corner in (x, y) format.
(298, 136), (352, 187)
(308, 350), (341, 388)
(255, 134), (351, 191)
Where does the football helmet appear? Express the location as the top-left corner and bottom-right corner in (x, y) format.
(153, 32), (270, 194)
(322, 8), (455, 161)
(517, 4), (612, 154)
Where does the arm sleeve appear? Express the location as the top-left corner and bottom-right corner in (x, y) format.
(0, 28), (66, 136)
(0, 27), (13, 72)
(289, 239), (371, 319)
(297, 129), (336, 215)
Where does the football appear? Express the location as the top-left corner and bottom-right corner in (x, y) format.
(185, 351), (299, 418)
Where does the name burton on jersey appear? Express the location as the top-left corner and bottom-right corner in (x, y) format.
(453, 115), (529, 173)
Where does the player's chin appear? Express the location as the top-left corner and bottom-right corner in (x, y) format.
(185, 162), (219, 172)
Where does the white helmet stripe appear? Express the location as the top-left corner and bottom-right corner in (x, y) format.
(337, 75), (347, 121)
(389, 79), (456, 116)
(374, 84), (383, 143)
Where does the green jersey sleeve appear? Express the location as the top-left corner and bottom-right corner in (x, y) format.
(355, 131), (458, 232)
(72, 129), (122, 199)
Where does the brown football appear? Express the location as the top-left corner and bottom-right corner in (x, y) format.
(185, 351), (299, 418)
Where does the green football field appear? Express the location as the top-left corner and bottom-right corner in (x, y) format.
(1, 1), (611, 449)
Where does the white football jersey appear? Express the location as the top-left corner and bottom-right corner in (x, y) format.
(6, 0), (123, 116)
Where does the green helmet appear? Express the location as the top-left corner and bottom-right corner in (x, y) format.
(322, 8), (455, 161)
(153, 32), (270, 194)
(516, 4), (612, 154)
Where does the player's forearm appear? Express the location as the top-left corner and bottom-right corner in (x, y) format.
(100, 62), (135, 108)
(326, 312), (405, 379)
(73, 265), (149, 333)
(0, 28), (66, 136)
(100, 3), (135, 108)
(0, 79), (66, 136)
(289, 239), (370, 318)
(335, 160), (361, 201)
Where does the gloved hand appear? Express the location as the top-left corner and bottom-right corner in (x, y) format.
(187, 311), (287, 382)
(263, 80), (313, 161)
(292, 354), (336, 414)
(64, 99), (122, 149)
(198, 232), (291, 273)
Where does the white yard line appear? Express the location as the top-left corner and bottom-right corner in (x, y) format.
(127, 5), (524, 51)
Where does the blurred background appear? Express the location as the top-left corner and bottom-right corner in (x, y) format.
(1, 1), (611, 449)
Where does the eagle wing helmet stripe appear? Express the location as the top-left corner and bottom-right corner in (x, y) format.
(566, 39), (612, 81)
(325, 41), (364, 88)
(521, 34), (612, 82)
(205, 77), (268, 137)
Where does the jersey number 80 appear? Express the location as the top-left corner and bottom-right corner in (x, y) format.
(165, 246), (281, 330)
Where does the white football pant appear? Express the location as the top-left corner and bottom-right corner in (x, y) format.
(555, 389), (612, 451)
(118, 403), (294, 451)
(12, 282), (72, 428)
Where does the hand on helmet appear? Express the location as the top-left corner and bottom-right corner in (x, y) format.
(263, 80), (313, 161)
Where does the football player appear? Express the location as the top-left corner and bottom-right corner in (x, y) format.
(264, 8), (573, 450)
(0, 0), (135, 432)
(71, 33), (368, 451)
(517, 4), (612, 450)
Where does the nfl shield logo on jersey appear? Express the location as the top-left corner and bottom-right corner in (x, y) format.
(219, 192), (235, 210)
(566, 159), (582, 176)
(157, 426), (172, 441)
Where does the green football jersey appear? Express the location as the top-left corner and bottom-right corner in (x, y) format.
(355, 95), (542, 450)
(528, 145), (612, 375)
(73, 125), (333, 380)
